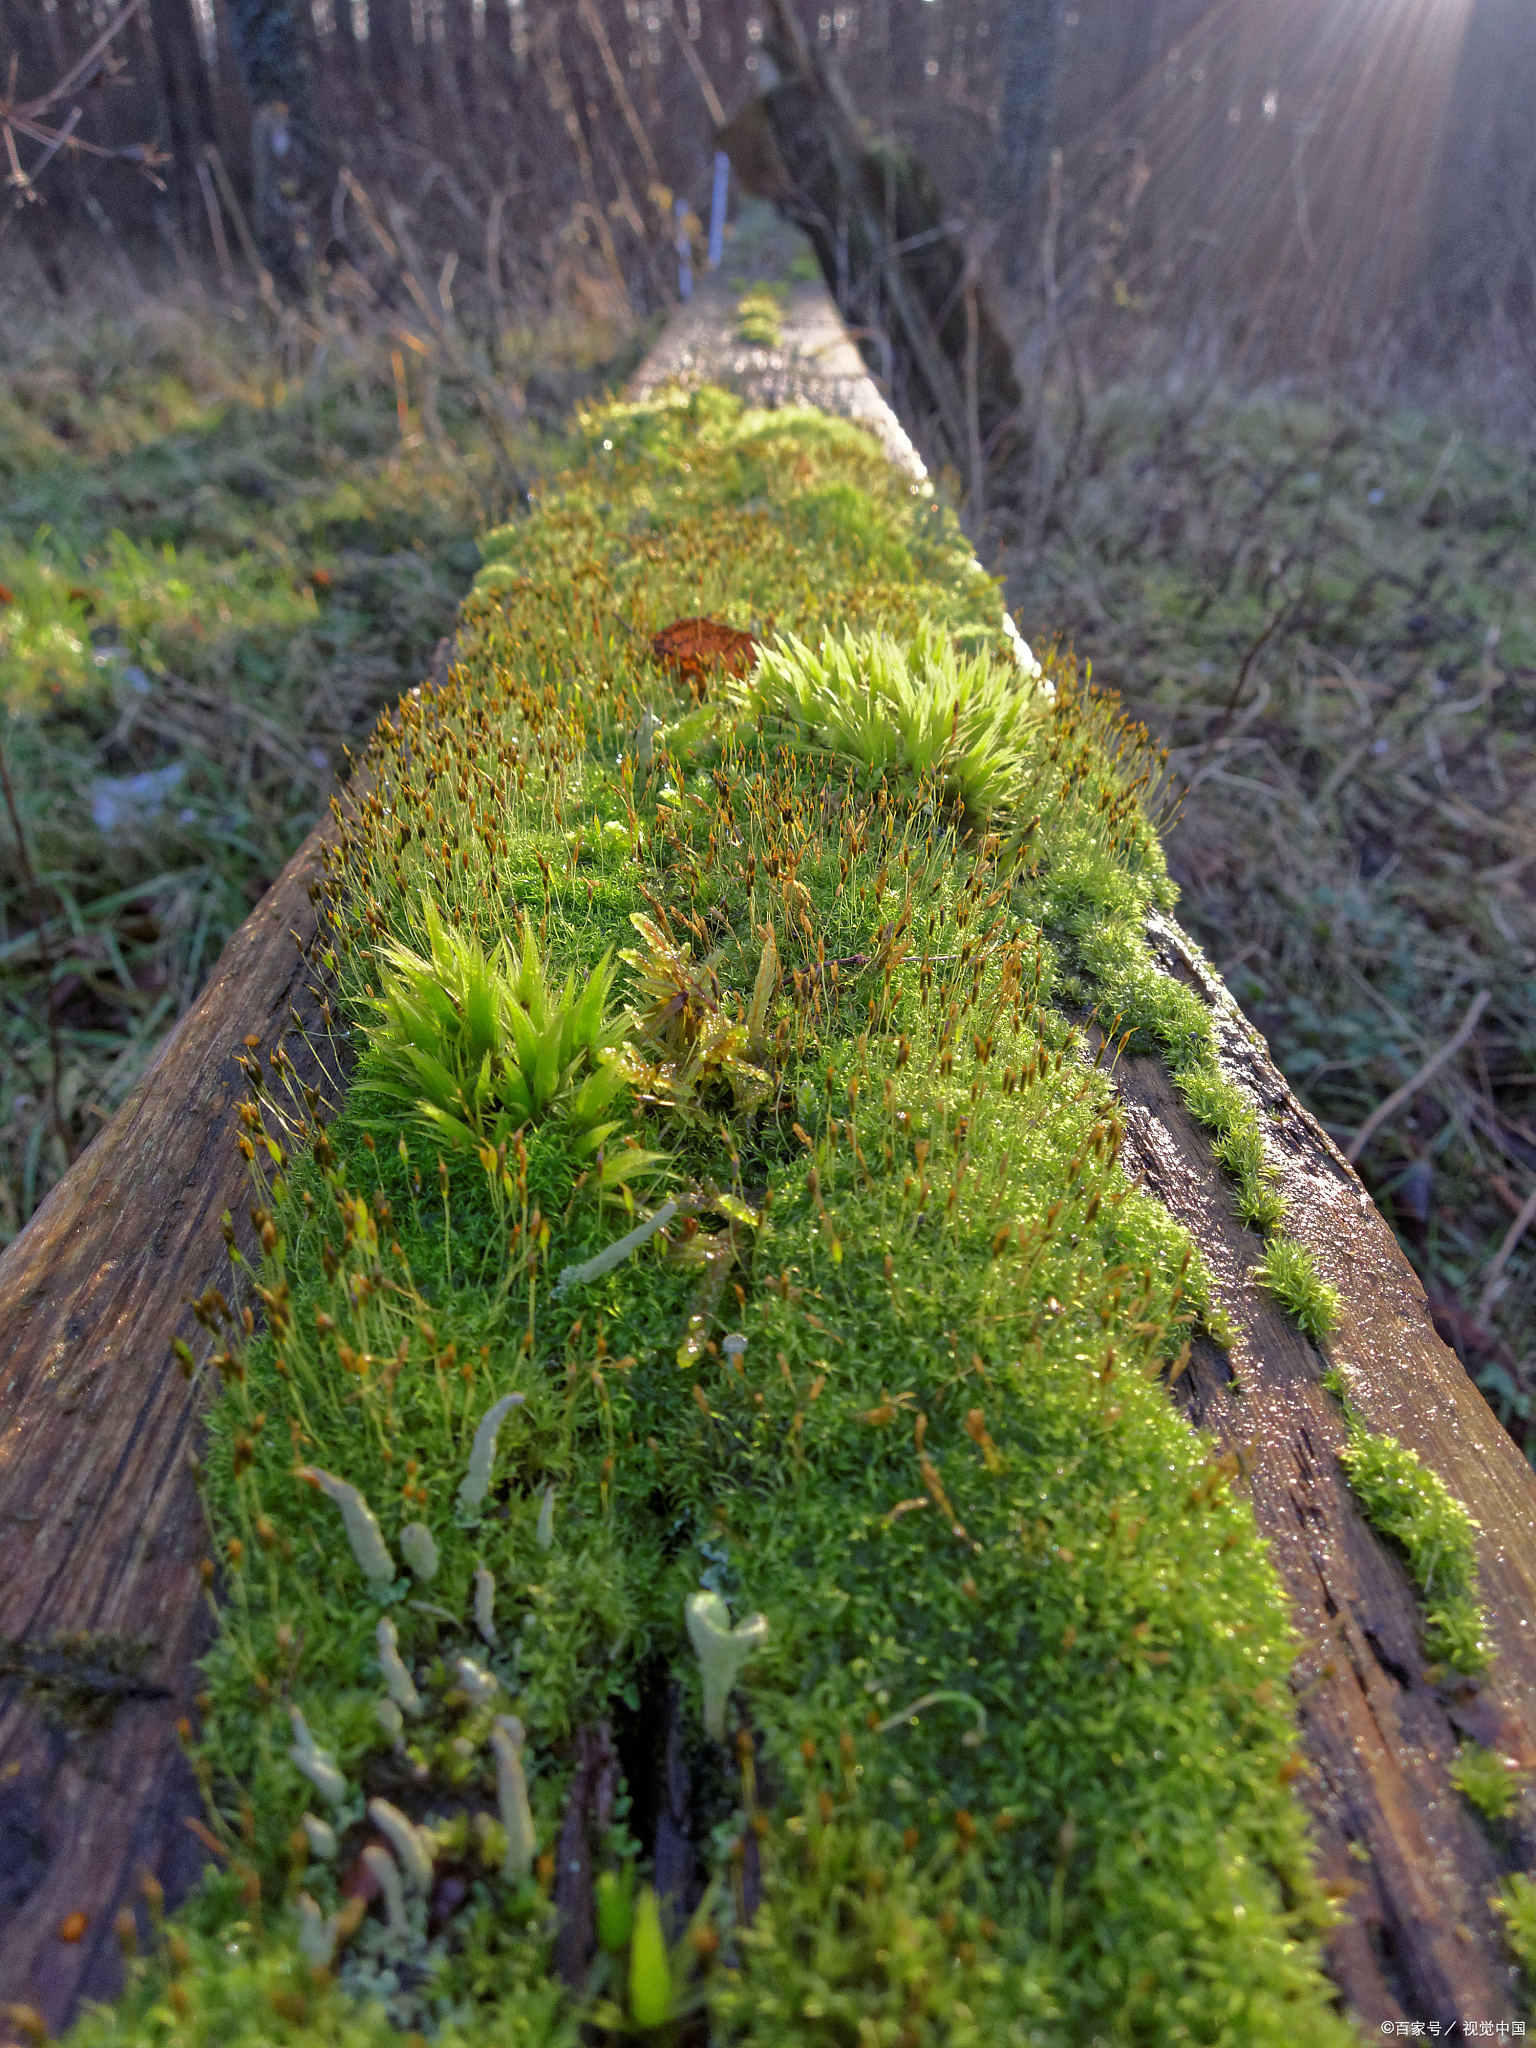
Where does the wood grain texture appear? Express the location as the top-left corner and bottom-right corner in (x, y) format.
(0, 802), (348, 2034)
(1110, 913), (1536, 2029)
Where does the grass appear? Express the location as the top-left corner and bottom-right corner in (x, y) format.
(65, 387), (1362, 2047)
(999, 382), (1536, 1434)
(0, 277), (644, 1242)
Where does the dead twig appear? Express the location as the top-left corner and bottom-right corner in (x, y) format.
(337, 167), (527, 441)
(577, 0), (664, 209)
(668, 11), (726, 130)
(1346, 989), (1492, 1166)
(204, 146), (281, 313)
(1203, 602), (1293, 751)
(0, 0), (167, 239)
(1477, 1181), (1536, 1330)
(963, 271), (983, 525)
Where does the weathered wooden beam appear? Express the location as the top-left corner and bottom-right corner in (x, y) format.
(719, 0), (1025, 497)
(0, 805), (348, 2033)
(1109, 915), (1536, 2026)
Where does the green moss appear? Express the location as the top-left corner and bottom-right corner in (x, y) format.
(66, 1868), (576, 2048)
(0, 1629), (162, 1731)
(81, 385), (1366, 2047)
(1251, 1236), (1339, 1340)
(1448, 1740), (1525, 1821)
(1493, 1873), (1536, 2005)
(734, 290), (785, 350)
(746, 620), (1044, 816)
(1335, 1404), (1489, 1674)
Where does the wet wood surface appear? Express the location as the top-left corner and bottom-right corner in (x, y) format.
(1110, 913), (1536, 2029)
(0, 804), (348, 2034)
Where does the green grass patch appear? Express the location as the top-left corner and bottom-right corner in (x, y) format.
(64, 385), (1370, 2047)
(1003, 381), (1536, 1401)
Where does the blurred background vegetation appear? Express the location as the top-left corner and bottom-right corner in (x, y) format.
(0, 0), (1532, 1450)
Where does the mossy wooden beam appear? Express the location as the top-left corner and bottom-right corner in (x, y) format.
(1109, 915), (1536, 2023)
(2, 267), (1536, 2047)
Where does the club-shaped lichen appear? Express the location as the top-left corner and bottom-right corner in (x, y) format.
(362, 1843), (409, 1937)
(455, 1654), (499, 1705)
(400, 1521), (439, 1580)
(456, 1392), (526, 1516)
(288, 1704), (348, 1805)
(376, 1697), (404, 1738)
(536, 1484), (556, 1551)
(368, 1797), (435, 1889)
(300, 1812), (337, 1861)
(376, 1616), (423, 1716)
(685, 1590), (770, 1740)
(489, 1714), (535, 1885)
(474, 1564), (497, 1645)
(295, 1892), (334, 1968)
(297, 1466), (396, 1585)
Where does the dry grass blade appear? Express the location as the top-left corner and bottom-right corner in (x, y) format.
(1346, 989), (1492, 1165)
(1478, 1184), (1536, 1331)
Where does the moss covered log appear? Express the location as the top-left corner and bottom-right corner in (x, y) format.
(48, 389), (1378, 2047)
(5, 348), (1532, 2045)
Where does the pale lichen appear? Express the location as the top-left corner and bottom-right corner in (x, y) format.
(473, 1564), (497, 1645)
(685, 1590), (769, 1741)
(399, 1521), (439, 1581)
(375, 1616), (422, 1716)
(288, 1704), (347, 1806)
(489, 1714), (536, 1885)
(297, 1467), (395, 1585)
(456, 1392), (526, 1516)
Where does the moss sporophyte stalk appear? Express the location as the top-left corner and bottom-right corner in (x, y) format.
(75, 389), (1372, 2046)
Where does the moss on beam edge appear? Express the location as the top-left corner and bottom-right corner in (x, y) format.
(71, 388), (1381, 2047)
